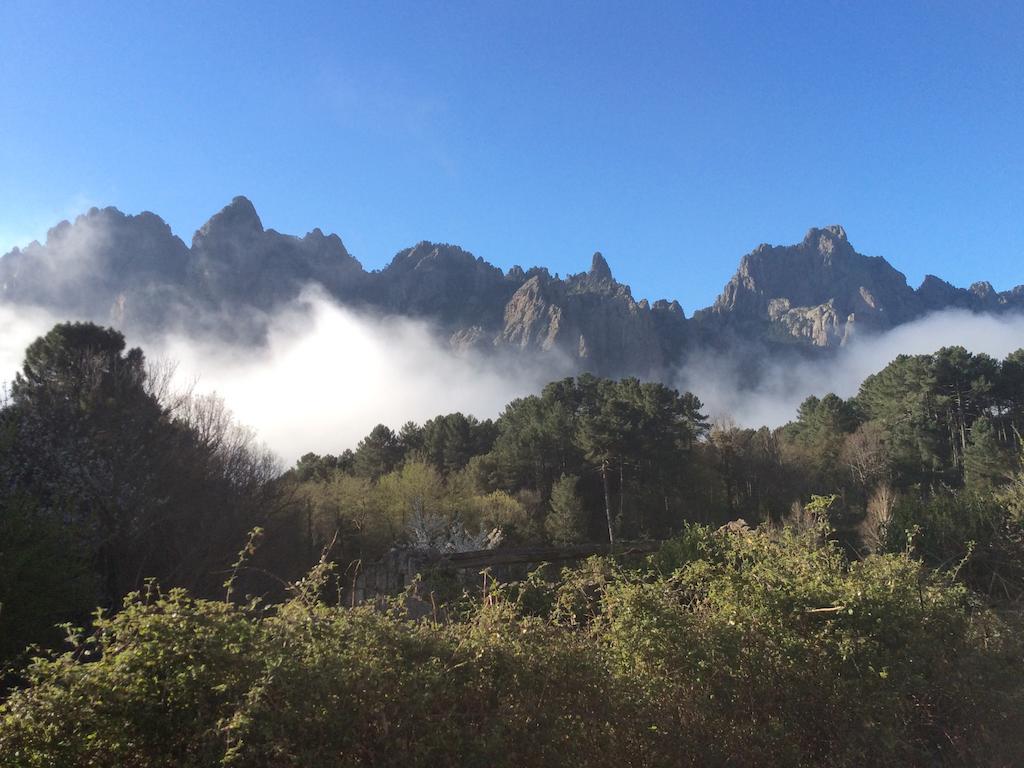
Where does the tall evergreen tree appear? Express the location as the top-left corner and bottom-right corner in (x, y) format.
(545, 473), (586, 545)
(353, 424), (402, 479)
(964, 417), (1014, 491)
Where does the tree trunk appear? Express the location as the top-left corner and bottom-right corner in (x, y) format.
(601, 459), (614, 549)
(618, 461), (625, 531)
(958, 389), (967, 456)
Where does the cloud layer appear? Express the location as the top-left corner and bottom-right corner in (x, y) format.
(157, 290), (559, 462)
(677, 310), (1024, 428)
(3, 297), (1023, 464)
(0, 292), (559, 463)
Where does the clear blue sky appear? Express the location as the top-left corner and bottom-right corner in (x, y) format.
(1, 1), (1021, 311)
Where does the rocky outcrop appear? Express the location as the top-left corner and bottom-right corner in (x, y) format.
(765, 298), (853, 347)
(916, 274), (972, 312)
(698, 225), (1024, 348)
(500, 275), (564, 352)
(914, 274), (1024, 315)
(190, 196), (364, 310)
(370, 241), (520, 329)
(701, 226), (921, 346)
(495, 253), (685, 376)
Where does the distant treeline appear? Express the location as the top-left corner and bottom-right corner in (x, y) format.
(292, 345), (1024, 599)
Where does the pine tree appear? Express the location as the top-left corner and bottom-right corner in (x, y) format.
(965, 417), (1014, 491)
(353, 424), (402, 479)
(545, 474), (586, 545)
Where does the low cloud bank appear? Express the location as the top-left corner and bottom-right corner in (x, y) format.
(0, 305), (66, 397)
(158, 290), (559, 462)
(0, 292), (559, 463)
(676, 310), (1024, 428)
(3, 300), (1024, 464)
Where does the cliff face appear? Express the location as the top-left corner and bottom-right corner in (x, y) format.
(496, 253), (686, 376)
(703, 226), (919, 346)
(2, 198), (1021, 376)
(189, 196), (365, 309)
(700, 225), (1024, 347)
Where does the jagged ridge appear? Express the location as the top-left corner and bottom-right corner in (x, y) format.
(2, 198), (1021, 374)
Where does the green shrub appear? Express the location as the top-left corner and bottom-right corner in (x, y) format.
(2, 525), (1021, 767)
(887, 490), (1024, 601)
(597, 524), (1024, 765)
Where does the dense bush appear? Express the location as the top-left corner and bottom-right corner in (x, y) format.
(592, 524), (1023, 766)
(3, 525), (1021, 767)
(885, 489), (1024, 602)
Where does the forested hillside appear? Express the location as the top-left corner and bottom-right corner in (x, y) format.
(2, 322), (1024, 765)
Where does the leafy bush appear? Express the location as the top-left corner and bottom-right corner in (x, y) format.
(886, 490), (1024, 602)
(2, 525), (1022, 767)
(597, 524), (1023, 765)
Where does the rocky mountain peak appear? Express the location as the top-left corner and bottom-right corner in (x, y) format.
(802, 225), (851, 259)
(589, 251), (612, 281)
(652, 298), (685, 317)
(818, 224), (848, 242)
(373, 242), (516, 328)
(916, 274), (967, 311)
(498, 264), (674, 376)
(0, 204), (191, 327)
(386, 241), (485, 273)
(919, 274), (954, 292)
(563, 251), (625, 298)
(193, 196), (263, 244)
(970, 281), (996, 298)
(705, 225), (919, 347)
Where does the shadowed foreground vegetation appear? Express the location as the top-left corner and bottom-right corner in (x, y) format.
(2, 522), (1022, 768)
(3, 322), (1024, 765)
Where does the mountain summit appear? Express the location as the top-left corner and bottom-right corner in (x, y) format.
(703, 226), (919, 346)
(589, 252), (612, 281)
(194, 195), (264, 241)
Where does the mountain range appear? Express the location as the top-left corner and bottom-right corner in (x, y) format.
(3, 196), (1022, 378)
